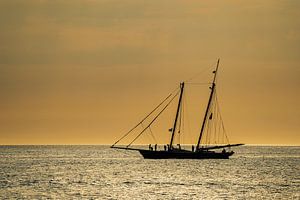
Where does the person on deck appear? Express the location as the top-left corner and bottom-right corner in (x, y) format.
(177, 144), (181, 150)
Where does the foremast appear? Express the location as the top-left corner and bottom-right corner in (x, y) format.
(169, 82), (185, 149)
(196, 59), (219, 151)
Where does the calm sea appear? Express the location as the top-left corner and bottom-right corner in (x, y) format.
(0, 145), (299, 199)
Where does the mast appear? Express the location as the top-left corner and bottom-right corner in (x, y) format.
(196, 59), (220, 150)
(169, 82), (185, 149)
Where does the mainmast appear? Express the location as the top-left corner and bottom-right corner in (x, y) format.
(196, 59), (220, 150)
(169, 82), (185, 149)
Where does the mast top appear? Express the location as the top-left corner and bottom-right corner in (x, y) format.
(212, 58), (220, 84)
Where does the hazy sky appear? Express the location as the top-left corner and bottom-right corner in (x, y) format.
(0, 0), (299, 145)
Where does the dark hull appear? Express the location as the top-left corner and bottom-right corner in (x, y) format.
(138, 150), (234, 159)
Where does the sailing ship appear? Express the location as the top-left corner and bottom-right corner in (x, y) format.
(111, 59), (244, 159)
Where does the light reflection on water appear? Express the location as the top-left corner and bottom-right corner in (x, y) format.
(0, 145), (299, 199)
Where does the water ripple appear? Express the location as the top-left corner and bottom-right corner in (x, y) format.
(0, 145), (299, 199)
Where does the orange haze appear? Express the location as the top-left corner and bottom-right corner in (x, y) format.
(0, 1), (299, 145)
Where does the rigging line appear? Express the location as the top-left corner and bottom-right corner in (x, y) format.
(148, 126), (157, 144)
(216, 106), (219, 144)
(215, 92), (229, 143)
(207, 113), (211, 145)
(111, 87), (179, 147)
(183, 90), (192, 144)
(218, 113), (222, 144)
(214, 91), (221, 143)
(181, 92), (185, 144)
(207, 117), (212, 145)
(141, 123), (155, 144)
(203, 115), (209, 146)
(208, 91), (217, 145)
(127, 91), (180, 147)
(211, 93), (215, 144)
(206, 124), (210, 146)
(204, 92), (214, 145)
(141, 123), (152, 143)
(213, 94), (217, 144)
(185, 82), (211, 85)
(200, 86), (217, 146)
(178, 94), (185, 144)
(185, 65), (211, 82)
(177, 94), (183, 144)
(216, 101), (221, 144)
(177, 106), (182, 134)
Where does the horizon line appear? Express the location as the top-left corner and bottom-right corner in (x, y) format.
(0, 143), (299, 146)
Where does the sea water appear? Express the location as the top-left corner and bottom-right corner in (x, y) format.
(0, 145), (299, 199)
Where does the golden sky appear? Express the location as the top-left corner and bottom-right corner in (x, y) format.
(0, 0), (299, 145)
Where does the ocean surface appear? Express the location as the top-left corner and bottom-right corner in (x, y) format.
(0, 145), (299, 199)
